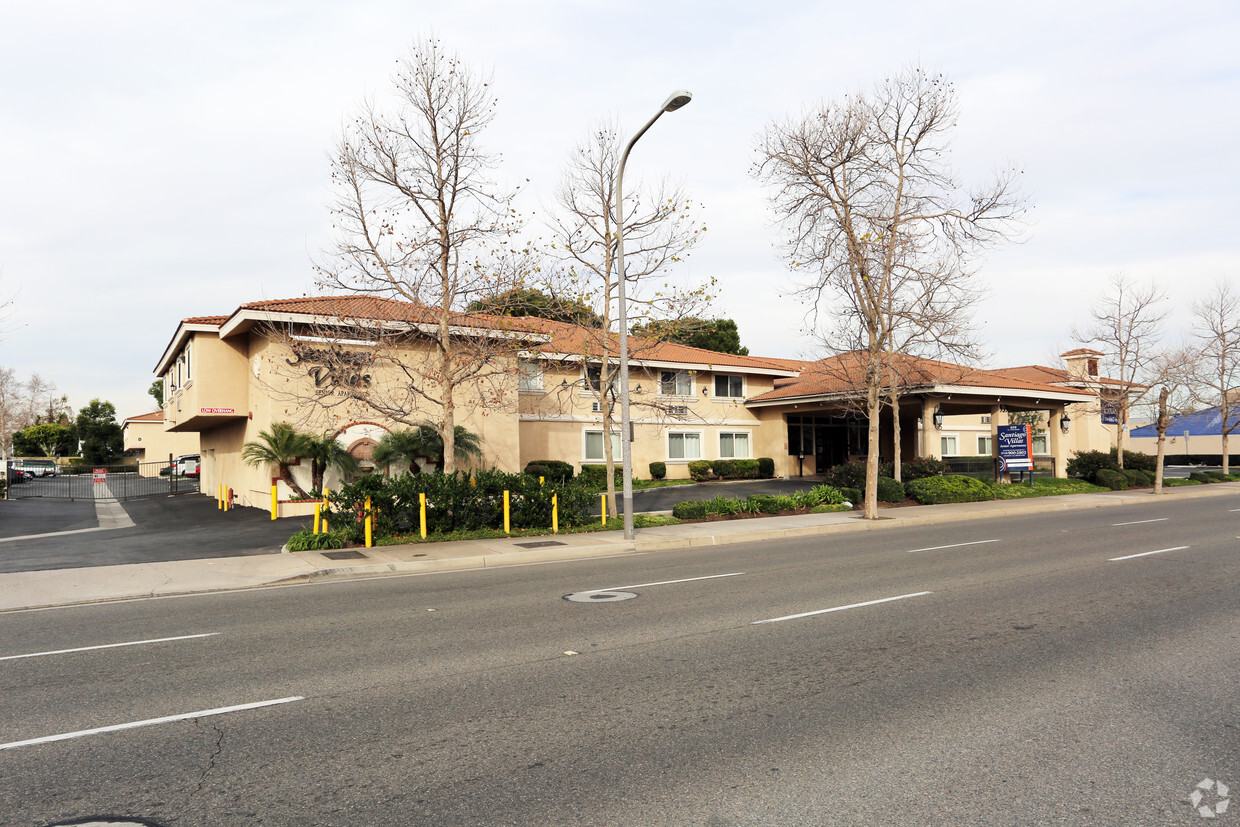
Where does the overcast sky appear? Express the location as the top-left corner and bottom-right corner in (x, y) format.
(2, 1), (1236, 420)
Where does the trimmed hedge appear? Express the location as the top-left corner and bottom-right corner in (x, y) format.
(876, 476), (905, 503)
(906, 475), (996, 504)
(523, 459), (574, 483)
(649, 461), (666, 480)
(671, 484), (846, 520)
(757, 457), (775, 478)
(579, 464), (623, 486)
(711, 458), (760, 480)
(838, 487), (862, 506)
(1094, 469), (1129, 490)
(688, 460), (713, 481)
(880, 457), (952, 482)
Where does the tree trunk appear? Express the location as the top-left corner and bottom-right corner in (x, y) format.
(889, 386), (902, 483)
(1154, 387), (1168, 495)
(864, 395), (881, 520)
(1223, 431), (1230, 476)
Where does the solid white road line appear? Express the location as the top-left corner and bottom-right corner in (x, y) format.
(580, 572), (745, 595)
(752, 591), (932, 625)
(1109, 546), (1190, 562)
(1111, 518), (1169, 526)
(0, 696), (304, 751)
(0, 633), (219, 662)
(906, 539), (1001, 554)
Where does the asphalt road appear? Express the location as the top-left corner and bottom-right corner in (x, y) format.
(1, 492), (1238, 825)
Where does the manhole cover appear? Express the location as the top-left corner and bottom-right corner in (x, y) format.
(321, 550), (367, 560)
(515, 541), (567, 549)
(564, 591), (638, 603)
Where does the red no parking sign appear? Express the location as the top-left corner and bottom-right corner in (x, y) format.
(92, 468), (106, 483)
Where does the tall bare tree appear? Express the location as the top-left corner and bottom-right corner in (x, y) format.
(312, 38), (527, 473)
(545, 120), (709, 516)
(1190, 280), (1240, 473)
(754, 66), (1024, 517)
(1146, 345), (1198, 494)
(1072, 273), (1168, 469)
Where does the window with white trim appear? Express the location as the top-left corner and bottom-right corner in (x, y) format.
(518, 360), (543, 392)
(718, 431), (751, 459)
(977, 435), (993, 455)
(584, 429), (622, 462)
(586, 364), (617, 393)
(184, 342), (192, 380)
(714, 374), (743, 398)
(940, 434), (959, 456)
(1032, 430), (1049, 454)
(660, 370), (691, 396)
(667, 430), (702, 460)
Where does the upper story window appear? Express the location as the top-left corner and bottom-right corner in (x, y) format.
(1086, 358), (1099, 377)
(518, 360), (543, 392)
(585, 364), (616, 393)
(714, 374), (743, 398)
(660, 370), (691, 396)
(184, 341), (192, 380)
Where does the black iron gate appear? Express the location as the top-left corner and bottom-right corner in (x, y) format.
(5, 460), (201, 501)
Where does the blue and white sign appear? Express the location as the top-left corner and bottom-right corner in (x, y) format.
(997, 424), (1033, 471)
(1101, 402), (1119, 426)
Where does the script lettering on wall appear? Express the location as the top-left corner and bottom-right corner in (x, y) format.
(286, 344), (374, 391)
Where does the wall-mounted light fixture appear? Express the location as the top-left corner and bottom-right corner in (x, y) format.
(933, 404), (944, 430)
(701, 386), (709, 395)
(635, 384), (643, 394)
(1060, 413), (1071, 434)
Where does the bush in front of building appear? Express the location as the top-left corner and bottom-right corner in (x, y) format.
(711, 459), (760, 479)
(1066, 450), (1117, 483)
(876, 476), (906, 503)
(757, 457), (775, 478)
(1094, 469), (1129, 490)
(881, 458), (952, 482)
(688, 460), (713, 481)
(579, 464), (623, 487)
(1121, 468), (1152, 486)
(672, 499), (709, 519)
(671, 484), (846, 520)
(523, 460), (574, 483)
(905, 474), (995, 504)
(649, 461), (666, 480)
(824, 460), (868, 490)
(324, 469), (596, 541)
(1112, 448), (1157, 472)
(838, 486), (862, 505)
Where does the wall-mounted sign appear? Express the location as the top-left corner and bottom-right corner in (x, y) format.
(200, 407), (235, 414)
(287, 344), (373, 390)
(997, 424), (1033, 471)
(1101, 402), (1119, 425)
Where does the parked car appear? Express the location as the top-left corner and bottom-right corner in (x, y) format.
(7, 467), (30, 484)
(161, 454), (201, 478)
(12, 458), (59, 478)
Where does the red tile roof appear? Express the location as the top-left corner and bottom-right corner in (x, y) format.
(123, 411), (165, 423)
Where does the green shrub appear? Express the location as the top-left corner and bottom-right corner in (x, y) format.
(285, 528), (346, 551)
(579, 464), (623, 487)
(1113, 448), (1157, 472)
(704, 495), (743, 515)
(877, 476), (905, 503)
(1067, 450), (1117, 482)
(745, 494), (784, 514)
(710, 458), (759, 479)
(524, 460), (574, 483)
(838, 487), (862, 505)
(1189, 471), (1222, 484)
(884, 457), (952, 482)
(1094, 469), (1129, 490)
(825, 460), (868, 490)
(649, 461), (666, 480)
(906, 474), (996, 504)
(1204, 470), (1229, 482)
(688, 460), (713, 481)
(672, 499), (708, 519)
(1121, 469), (1148, 486)
(757, 457), (775, 478)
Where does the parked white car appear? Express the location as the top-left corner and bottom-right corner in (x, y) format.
(12, 458), (59, 477)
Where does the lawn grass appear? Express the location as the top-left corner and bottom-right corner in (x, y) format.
(989, 478), (1107, 499)
(1162, 478), (1203, 487)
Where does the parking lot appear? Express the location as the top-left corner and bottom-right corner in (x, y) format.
(0, 495), (309, 574)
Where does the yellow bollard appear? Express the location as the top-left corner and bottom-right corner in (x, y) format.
(539, 476), (544, 486)
(364, 496), (372, 548)
(470, 475), (476, 487)
(552, 493), (559, 534)
(217, 484), (223, 510)
(419, 492), (427, 539)
(314, 502), (321, 535)
(601, 493), (607, 526)
(271, 485), (278, 520)
(503, 489), (511, 534)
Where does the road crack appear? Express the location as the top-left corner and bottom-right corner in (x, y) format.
(192, 719), (225, 797)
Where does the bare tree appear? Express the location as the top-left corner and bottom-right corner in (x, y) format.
(754, 66), (1025, 517)
(0, 367), (23, 461)
(1146, 345), (1198, 493)
(311, 38), (528, 473)
(544, 120), (709, 515)
(1190, 280), (1240, 473)
(1072, 274), (1168, 469)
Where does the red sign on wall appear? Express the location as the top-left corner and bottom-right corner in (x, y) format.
(93, 469), (106, 483)
(200, 408), (235, 414)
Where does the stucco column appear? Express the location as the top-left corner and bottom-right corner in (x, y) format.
(921, 397), (940, 459)
(1048, 406), (1067, 478)
(992, 405), (1009, 484)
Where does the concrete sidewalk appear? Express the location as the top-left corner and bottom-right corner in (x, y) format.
(2, 483), (1236, 612)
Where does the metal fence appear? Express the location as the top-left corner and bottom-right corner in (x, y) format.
(5, 460), (200, 501)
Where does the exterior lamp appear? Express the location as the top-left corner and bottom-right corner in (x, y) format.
(932, 405), (944, 430)
(615, 89), (693, 541)
(1060, 413), (1071, 434)
(635, 384), (643, 394)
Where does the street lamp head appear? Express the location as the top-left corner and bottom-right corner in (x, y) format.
(662, 90), (693, 112)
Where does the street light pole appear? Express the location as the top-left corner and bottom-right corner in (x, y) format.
(614, 89), (693, 541)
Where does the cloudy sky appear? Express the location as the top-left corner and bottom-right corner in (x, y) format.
(2, 1), (1236, 420)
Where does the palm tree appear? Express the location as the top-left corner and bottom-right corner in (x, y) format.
(241, 422), (311, 499)
(372, 423), (483, 475)
(301, 431), (360, 492)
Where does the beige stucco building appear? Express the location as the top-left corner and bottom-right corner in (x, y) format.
(153, 296), (1101, 512)
(123, 411), (200, 474)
